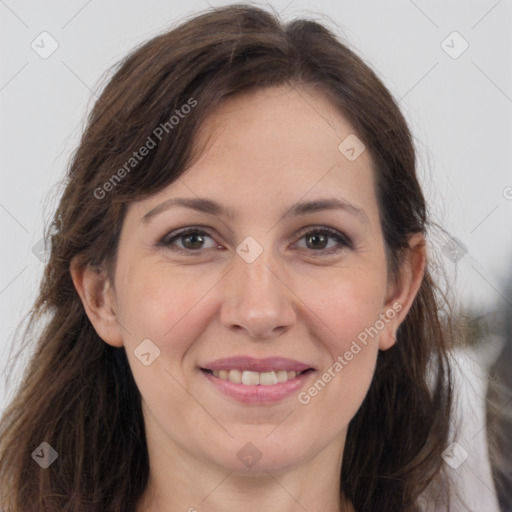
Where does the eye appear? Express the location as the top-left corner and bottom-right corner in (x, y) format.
(294, 226), (353, 255)
(157, 226), (353, 256)
(158, 228), (218, 254)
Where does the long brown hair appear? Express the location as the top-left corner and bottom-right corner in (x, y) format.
(0, 4), (458, 511)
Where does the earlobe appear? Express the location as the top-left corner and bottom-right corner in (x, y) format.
(69, 257), (124, 348)
(379, 232), (426, 351)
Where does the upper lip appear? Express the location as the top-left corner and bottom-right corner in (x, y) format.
(201, 356), (314, 373)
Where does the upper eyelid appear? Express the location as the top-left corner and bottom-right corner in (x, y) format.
(159, 225), (353, 250)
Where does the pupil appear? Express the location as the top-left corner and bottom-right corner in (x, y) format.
(184, 234), (203, 249)
(181, 233), (328, 250)
(307, 233), (327, 249)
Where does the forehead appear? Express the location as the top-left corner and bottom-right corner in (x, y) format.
(128, 85), (379, 224)
(194, 85), (365, 165)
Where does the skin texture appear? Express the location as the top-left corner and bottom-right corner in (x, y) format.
(71, 85), (426, 512)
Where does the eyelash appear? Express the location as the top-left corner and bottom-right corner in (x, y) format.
(157, 225), (353, 257)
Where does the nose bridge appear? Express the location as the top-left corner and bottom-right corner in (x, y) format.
(235, 234), (279, 289)
(220, 238), (296, 337)
(234, 241), (285, 307)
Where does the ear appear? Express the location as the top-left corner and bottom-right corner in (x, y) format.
(70, 256), (124, 347)
(379, 232), (426, 351)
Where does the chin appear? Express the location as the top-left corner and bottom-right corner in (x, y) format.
(204, 435), (311, 474)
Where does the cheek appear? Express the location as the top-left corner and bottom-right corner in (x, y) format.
(117, 260), (208, 336)
(296, 267), (386, 414)
(115, 260), (223, 375)
(309, 266), (387, 349)
(115, 263), (214, 418)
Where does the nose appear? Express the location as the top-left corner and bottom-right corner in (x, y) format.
(219, 247), (297, 340)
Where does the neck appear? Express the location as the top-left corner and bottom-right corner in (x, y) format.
(136, 411), (354, 512)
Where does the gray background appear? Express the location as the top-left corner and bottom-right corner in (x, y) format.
(1, 0), (511, 412)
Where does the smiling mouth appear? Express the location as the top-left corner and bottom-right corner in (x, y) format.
(200, 368), (313, 386)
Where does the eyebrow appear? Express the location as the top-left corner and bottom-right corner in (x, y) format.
(140, 196), (369, 224)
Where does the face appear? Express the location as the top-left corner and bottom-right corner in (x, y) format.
(75, 85), (419, 475)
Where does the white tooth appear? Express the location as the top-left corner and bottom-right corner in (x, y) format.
(213, 369), (296, 385)
(276, 370), (289, 383)
(241, 370), (260, 385)
(259, 371), (278, 385)
(228, 369), (242, 384)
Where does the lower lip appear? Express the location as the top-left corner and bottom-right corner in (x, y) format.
(201, 369), (315, 404)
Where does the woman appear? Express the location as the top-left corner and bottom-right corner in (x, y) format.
(0, 4), (487, 511)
